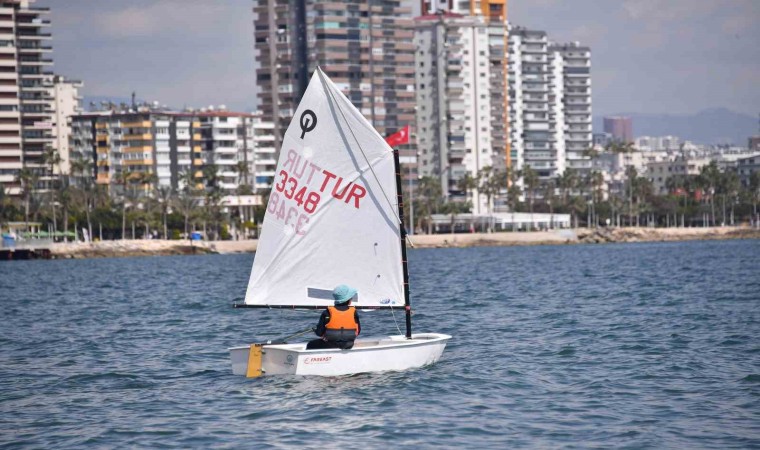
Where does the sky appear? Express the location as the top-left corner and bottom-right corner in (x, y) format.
(40, 0), (759, 117)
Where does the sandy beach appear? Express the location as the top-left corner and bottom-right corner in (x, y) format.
(46, 226), (760, 259)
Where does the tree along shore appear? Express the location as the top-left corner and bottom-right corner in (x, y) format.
(48, 226), (760, 259)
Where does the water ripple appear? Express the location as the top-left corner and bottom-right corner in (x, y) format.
(1, 240), (759, 448)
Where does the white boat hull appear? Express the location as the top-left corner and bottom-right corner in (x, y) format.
(229, 333), (451, 377)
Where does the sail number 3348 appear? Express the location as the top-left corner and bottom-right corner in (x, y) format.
(269, 171), (317, 235)
(268, 149), (368, 235)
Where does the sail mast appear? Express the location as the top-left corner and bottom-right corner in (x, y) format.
(393, 148), (412, 339)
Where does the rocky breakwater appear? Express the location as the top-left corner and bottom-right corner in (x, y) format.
(408, 230), (577, 248)
(576, 226), (760, 244)
(50, 240), (216, 259)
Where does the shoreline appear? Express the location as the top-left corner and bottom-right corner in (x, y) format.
(42, 226), (760, 259)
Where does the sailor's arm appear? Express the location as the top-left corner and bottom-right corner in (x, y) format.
(315, 310), (329, 337)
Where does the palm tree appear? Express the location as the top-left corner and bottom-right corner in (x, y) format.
(42, 148), (62, 234)
(477, 166), (507, 232)
(558, 168), (579, 212)
(15, 167), (36, 231)
(138, 171), (157, 196)
(624, 166), (638, 226)
(608, 194), (624, 227)
(70, 157), (97, 241)
(202, 165), (225, 240)
(540, 179), (556, 229)
(582, 146), (601, 159)
(505, 167), (521, 213)
(587, 170), (604, 228)
(416, 175), (442, 234)
(606, 140), (635, 155)
(112, 171), (131, 239)
(457, 172), (479, 211)
(697, 161), (721, 226)
(154, 186), (173, 239)
(174, 192), (198, 239)
(175, 169), (201, 239)
(235, 160), (251, 190)
(57, 182), (74, 240)
(633, 176), (654, 227)
(520, 165), (539, 230)
(718, 171), (740, 226)
(749, 171), (760, 226)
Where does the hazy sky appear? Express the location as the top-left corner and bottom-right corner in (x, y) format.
(40, 0), (759, 117)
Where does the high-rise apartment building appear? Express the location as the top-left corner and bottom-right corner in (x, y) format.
(509, 27), (560, 178)
(51, 75), (82, 175)
(415, 12), (504, 213)
(0, 0), (55, 195)
(603, 116), (633, 143)
(550, 42), (592, 174)
(252, 0), (418, 182)
(507, 27), (592, 179)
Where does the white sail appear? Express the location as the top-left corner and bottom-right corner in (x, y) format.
(244, 69), (404, 308)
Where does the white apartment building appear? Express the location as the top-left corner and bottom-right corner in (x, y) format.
(70, 109), (272, 198)
(636, 135), (682, 152)
(51, 75), (82, 175)
(508, 29), (593, 180)
(647, 157), (711, 195)
(414, 12), (500, 213)
(508, 27), (551, 176)
(549, 42), (593, 175)
(0, 0), (55, 195)
(195, 111), (256, 194)
(251, 118), (275, 192)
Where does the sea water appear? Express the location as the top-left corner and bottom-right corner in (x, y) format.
(1, 240), (758, 448)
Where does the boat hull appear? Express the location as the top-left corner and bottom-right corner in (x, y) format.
(229, 333), (450, 377)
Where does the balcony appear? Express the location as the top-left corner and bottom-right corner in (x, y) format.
(123, 133), (152, 140)
(17, 46), (53, 54)
(214, 146), (237, 154)
(122, 121), (151, 128)
(123, 145), (152, 153)
(15, 32), (52, 40)
(123, 159), (153, 166)
(16, 19), (52, 28)
(18, 59), (53, 66)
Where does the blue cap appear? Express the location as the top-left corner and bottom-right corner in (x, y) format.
(332, 284), (357, 305)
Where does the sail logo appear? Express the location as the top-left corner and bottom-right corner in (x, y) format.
(304, 356), (332, 365)
(299, 110), (317, 139)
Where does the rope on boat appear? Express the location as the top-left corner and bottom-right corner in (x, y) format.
(389, 306), (403, 336)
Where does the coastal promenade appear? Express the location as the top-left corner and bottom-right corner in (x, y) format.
(46, 226), (760, 259)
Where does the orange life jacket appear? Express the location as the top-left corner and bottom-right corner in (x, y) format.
(326, 306), (358, 336)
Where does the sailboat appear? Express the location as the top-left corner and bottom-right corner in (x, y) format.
(228, 68), (450, 377)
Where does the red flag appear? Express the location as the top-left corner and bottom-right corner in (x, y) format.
(385, 125), (410, 147)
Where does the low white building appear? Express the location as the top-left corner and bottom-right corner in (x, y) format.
(647, 157), (711, 195)
(430, 212), (571, 232)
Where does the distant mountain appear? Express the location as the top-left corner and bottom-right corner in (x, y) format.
(594, 108), (758, 146)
